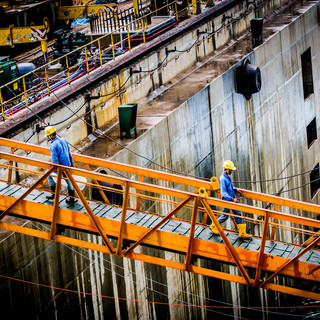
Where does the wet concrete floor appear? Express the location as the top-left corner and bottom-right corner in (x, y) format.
(80, 35), (253, 160)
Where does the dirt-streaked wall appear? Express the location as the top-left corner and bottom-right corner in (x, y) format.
(1, 1), (319, 319)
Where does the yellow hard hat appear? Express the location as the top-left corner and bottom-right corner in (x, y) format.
(44, 126), (56, 136)
(223, 160), (236, 170)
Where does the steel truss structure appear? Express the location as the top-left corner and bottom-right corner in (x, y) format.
(0, 138), (320, 300)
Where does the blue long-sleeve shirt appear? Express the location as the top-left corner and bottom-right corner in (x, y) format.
(219, 172), (236, 201)
(50, 137), (73, 167)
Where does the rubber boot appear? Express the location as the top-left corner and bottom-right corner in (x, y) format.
(46, 186), (55, 200)
(238, 223), (251, 238)
(66, 189), (75, 205)
(210, 223), (220, 235)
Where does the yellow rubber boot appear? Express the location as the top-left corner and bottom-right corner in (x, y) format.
(210, 223), (220, 235)
(238, 224), (251, 238)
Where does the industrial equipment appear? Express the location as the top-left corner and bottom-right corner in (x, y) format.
(53, 29), (88, 66)
(0, 0), (118, 35)
(0, 57), (19, 101)
(0, 57), (37, 101)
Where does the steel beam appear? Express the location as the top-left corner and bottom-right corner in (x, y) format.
(0, 167), (55, 220)
(124, 196), (193, 255)
(65, 169), (115, 254)
(201, 198), (252, 285)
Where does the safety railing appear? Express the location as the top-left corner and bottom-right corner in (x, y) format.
(0, 138), (320, 300)
(0, 0), (199, 119)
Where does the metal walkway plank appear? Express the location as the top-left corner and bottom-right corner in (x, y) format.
(1, 181), (320, 266)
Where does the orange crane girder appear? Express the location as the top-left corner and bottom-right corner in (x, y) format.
(0, 137), (320, 301)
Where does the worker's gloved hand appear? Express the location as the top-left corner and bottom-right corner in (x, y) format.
(232, 198), (239, 203)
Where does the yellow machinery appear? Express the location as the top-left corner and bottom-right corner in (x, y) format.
(0, 0), (117, 35)
(1, 137), (320, 300)
(57, 3), (117, 20)
(0, 24), (48, 52)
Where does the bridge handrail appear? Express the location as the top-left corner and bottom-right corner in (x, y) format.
(0, 147), (320, 231)
(1, 144), (320, 300)
(1, 137), (320, 216)
(0, 137), (212, 190)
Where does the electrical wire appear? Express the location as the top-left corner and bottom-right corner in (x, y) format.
(61, 88), (320, 195)
(25, 221), (311, 318)
(3, 3), (318, 191)
(99, 73), (132, 97)
(132, 54), (168, 73)
(1, 4), (317, 318)
(0, 273), (314, 317)
(235, 168), (318, 184)
(18, 49), (320, 193)
(26, 221), (240, 318)
(271, 176), (320, 196)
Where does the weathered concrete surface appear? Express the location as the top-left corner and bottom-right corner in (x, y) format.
(0, 0), (290, 146)
(1, 1), (320, 319)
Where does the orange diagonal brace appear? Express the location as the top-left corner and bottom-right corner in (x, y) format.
(260, 233), (320, 288)
(124, 196), (193, 255)
(254, 211), (269, 285)
(185, 197), (199, 271)
(49, 167), (62, 240)
(116, 181), (130, 255)
(0, 167), (55, 220)
(201, 198), (253, 285)
(64, 169), (115, 254)
(302, 230), (320, 247)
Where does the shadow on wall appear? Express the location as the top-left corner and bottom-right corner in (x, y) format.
(92, 170), (123, 206)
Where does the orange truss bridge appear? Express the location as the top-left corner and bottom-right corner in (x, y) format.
(0, 138), (320, 300)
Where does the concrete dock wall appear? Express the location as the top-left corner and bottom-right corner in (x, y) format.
(1, 1), (319, 319)
(4, 0), (289, 148)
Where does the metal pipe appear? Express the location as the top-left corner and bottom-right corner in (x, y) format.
(22, 77), (28, 107)
(98, 39), (103, 67)
(111, 33), (115, 60)
(44, 66), (50, 95)
(65, 56), (70, 84)
(85, 46), (89, 73)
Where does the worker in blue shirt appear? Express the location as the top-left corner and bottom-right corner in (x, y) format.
(45, 126), (76, 205)
(210, 160), (251, 238)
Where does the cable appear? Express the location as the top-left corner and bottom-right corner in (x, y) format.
(41, 82), (205, 179)
(0, 273), (315, 317)
(26, 221), (312, 318)
(4, 218), (312, 319)
(235, 168), (318, 184)
(99, 73), (132, 97)
(132, 55), (168, 74)
(26, 221), (239, 318)
(1, 5), (316, 317)
(2, 5), (318, 187)
(271, 176), (320, 196)
(21, 68), (320, 189)
(8, 54), (320, 191)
